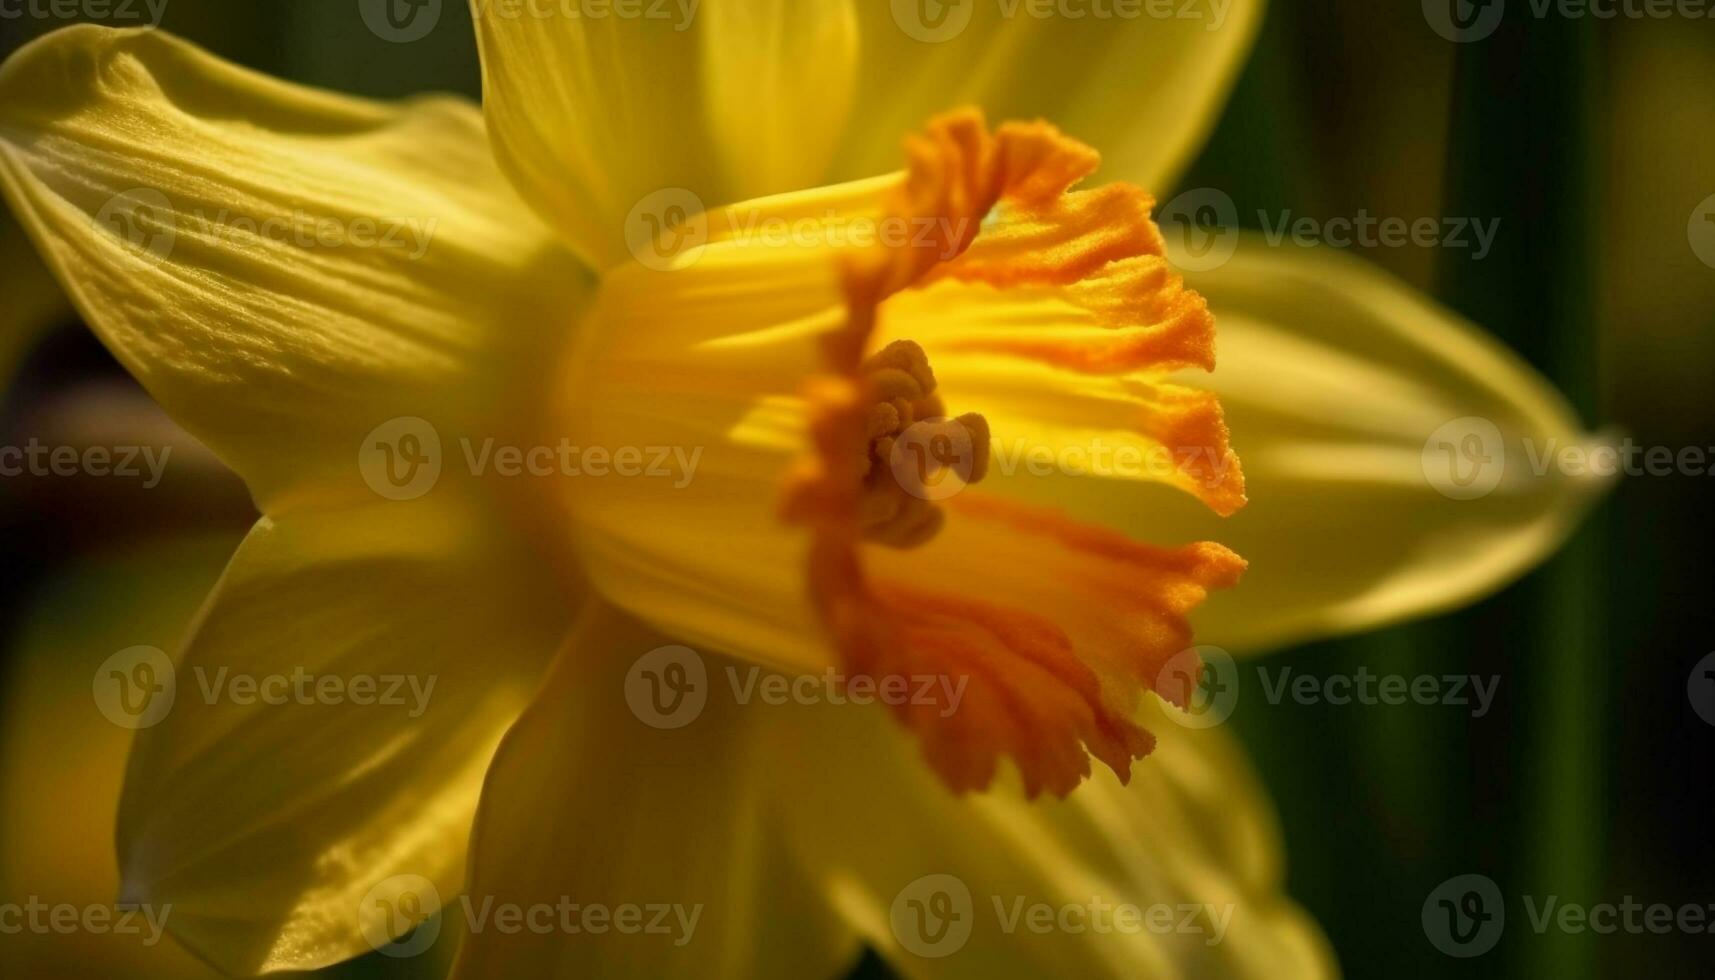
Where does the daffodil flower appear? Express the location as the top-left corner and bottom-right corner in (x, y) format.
(0, 7), (1602, 978)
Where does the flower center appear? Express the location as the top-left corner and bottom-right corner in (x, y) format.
(857, 340), (990, 548)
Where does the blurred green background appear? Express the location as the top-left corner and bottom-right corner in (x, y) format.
(2, 2), (1711, 978)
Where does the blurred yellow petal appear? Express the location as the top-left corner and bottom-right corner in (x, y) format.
(836, 0), (1265, 191)
(473, 0), (854, 266)
(556, 198), (840, 673)
(473, 0), (859, 264)
(453, 604), (860, 980)
(0, 535), (237, 980)
(472, 2), (709, 266)
(472, 0), (1257, 263)
(1008, 234), (1606, 652)
(0, 26), (586, 512)
(701, 0), (860, 201)
(454, 605), (1329, 979)
(772, 686), (1334, 978)
(117, 498), (571, 975)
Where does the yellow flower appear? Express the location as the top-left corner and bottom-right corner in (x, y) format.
(0, 8), (1601, 978)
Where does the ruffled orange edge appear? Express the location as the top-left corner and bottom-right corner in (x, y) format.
(783, 109), (1245, 797)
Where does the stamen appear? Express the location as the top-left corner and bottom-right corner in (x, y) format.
(856, 340), (991, 548)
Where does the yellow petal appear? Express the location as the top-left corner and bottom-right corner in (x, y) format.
(836, 0), (1265, 191)
(452, 603), (860, 980)
(1021, 234), (1607, 652)
(770, 690), (1335, 979)
(0, 535), (237, 980)
(701, 0), (861, 201)
(473, 0), (860, 264)
(0, 26), (587, 513)
(117, 497), (571, 975)
(471, 1), (710, 267)
(557, 207), (843, 673)
(472, 0), (1252, 261)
